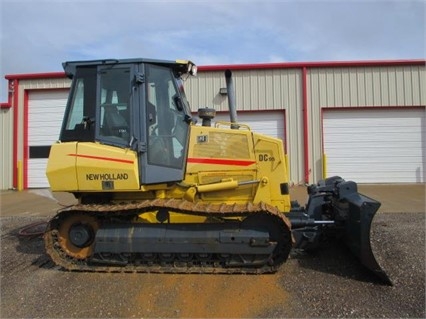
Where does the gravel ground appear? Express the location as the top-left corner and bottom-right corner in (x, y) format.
(0, 212), (424, 318)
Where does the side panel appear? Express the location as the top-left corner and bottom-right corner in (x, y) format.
(253, 133), (291, 212)
(185, 125), (257, 203)
(75, 143), (139, 191)
(185, 125), (291, 212)
(46, 142), (78, 191)
(187, 125), (256, 174)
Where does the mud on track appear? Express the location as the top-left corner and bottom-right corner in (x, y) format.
(1, 213), (425, 318)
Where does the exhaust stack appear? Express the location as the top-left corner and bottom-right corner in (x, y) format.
(225, 69), (239, 129)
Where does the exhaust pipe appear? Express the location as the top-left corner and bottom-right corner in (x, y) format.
(225, 69), (239, 129)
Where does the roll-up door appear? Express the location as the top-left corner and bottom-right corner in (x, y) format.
(323, 108), (425, 183)
(28, 90), (68, 188)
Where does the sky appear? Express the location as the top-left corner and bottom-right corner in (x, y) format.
(0, 0), (425, 102)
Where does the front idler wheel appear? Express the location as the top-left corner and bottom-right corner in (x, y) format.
(69, 223), (95, 248)
(58, 214), (99, 260)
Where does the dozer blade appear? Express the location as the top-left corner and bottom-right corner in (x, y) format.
(336, 183), (392, 285)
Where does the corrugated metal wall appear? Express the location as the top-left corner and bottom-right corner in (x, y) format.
(186, 69), (302, 111)
(0, 107), (14, 189)
(185, 68), (305, 184)
(307, 65), (426, 182)
(20, 78), (71, 91)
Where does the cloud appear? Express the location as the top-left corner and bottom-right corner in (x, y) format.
(1, 0), (425, 101)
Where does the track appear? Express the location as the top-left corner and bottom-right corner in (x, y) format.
(44, 199), (292, 274)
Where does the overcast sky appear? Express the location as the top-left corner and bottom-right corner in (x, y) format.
(0, 0), (425, 102)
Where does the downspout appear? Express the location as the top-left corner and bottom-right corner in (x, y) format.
(12, 79), (19, 189)
(23, 90), (29, 189)
(302, 67), (310, 184)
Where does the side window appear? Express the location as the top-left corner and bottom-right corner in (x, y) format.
(65, 79), (84, 130)
(60, 67), (96, 142)
(98, 68), (131, 144)
(146, 65), (188, 168)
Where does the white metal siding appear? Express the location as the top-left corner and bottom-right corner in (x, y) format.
(0, 107), (14, 189)
(28, 90), (68, 188)
(21, 78), (71, 91)
(186, 69), (302, 112)
(323, 109), (425, 183)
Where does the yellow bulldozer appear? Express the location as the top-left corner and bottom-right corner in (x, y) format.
(44, 58), (390, 284)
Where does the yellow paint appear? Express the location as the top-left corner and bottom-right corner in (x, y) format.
(46, 142), (139, 192)
(323, 153), (327, 179)
(46, 142), (79, 191)
(17, 160), (23, 191)
(196, 179), (238, 193)
(46, 119), (293, 216)
(285, 153), (290, 178)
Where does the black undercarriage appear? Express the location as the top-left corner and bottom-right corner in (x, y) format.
(44, 199), (292, 274)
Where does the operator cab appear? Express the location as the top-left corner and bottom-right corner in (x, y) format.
(60, 58), (195, 184)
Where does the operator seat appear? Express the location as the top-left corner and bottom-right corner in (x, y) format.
(102, 104), (129, 140)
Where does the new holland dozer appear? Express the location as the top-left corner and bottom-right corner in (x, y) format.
(44, 58), (391, 284)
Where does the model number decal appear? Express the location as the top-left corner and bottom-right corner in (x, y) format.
(86, 173), (129, 181)
(259, 154), (275, 162)
(197, 135), (208, 143)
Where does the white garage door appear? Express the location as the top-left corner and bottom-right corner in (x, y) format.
(323, 108), (425, 183)
(213, 111), (285, 140)
(28, 90), (68, 188)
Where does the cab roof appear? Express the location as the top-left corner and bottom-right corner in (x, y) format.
(62, 58), (194, 78)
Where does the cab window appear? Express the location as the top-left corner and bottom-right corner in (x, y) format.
(146, 64), (188, 168)
(60, 67), (96, 142)
(98, 68), (131, 144)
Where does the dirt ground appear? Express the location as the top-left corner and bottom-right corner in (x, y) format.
(0, 185), (425, 318)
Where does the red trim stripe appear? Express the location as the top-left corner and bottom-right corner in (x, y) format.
(187, 158), (256, 166)
(198, 59), (426, 72)
(67, 154), (134, 164)
(0, 102), (11, 109)
(5, 72), (66, 80)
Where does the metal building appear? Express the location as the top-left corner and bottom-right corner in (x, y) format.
(1, 60), (425, 190)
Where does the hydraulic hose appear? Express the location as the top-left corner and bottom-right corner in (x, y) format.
(18, 221), (48, 238)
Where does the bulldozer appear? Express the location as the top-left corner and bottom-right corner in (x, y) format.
(44, 58), (391, 284)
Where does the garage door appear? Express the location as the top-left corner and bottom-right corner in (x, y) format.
(213, 111), (285, 140)
(323, 108), (425, 183)
(28, 90), (68, 188)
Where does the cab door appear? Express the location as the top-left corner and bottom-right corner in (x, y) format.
(138, 63), (190, 185)
(77, 64), (139, 190)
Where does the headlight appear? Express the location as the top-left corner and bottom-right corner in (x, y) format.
(175, 60), (197, 76)
(188, 62), (197, 76)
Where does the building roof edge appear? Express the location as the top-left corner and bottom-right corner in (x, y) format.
(4, 59), (425, 79)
